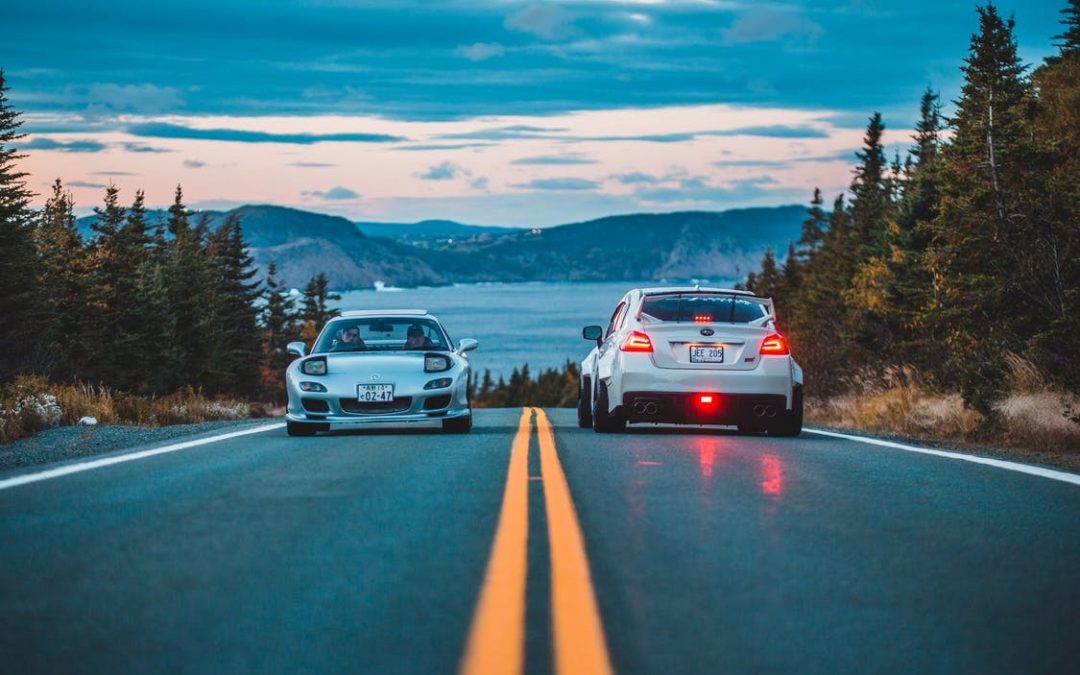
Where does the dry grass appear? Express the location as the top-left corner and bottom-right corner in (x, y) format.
(807, 367), (984, 440)
(807, 359), (1080, 453)
(1, 377), (254, 444)
(993, 355), (1080, 452)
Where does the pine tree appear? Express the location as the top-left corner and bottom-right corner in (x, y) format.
(797, 188), (827, 261)
(165, 187), (214, 389)
(299, 272), (341, 342)
(260, 260), (299, 402)
(0, 70), (44, 379)
(925, 4), (1036, 411)
(204, 213), (262, 396)
(35, 179), (85, 379)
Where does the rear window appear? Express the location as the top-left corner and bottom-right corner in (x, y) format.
(640, 294), (769, 323)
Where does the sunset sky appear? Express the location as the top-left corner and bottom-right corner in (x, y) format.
(3, 0), (1063, 226)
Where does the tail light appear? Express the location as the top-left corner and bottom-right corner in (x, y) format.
(620, 331), (653, 353)
(760, 333), (789, 356)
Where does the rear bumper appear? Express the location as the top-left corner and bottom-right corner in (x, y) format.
(609, 353), (795, 409)
(621, 391), (787, 425)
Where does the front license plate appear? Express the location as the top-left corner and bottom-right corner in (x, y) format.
(690, 345), (724, 363)
(358, 384), (394, 402)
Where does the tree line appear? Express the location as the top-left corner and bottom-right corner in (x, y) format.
(0, 70), (340, 402)
(742, 2), (1080, 416)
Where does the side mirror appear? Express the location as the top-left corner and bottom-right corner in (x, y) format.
(582, 325), (603, 345)
(459, 338), (479, 353)
(287, 341), (308, 358)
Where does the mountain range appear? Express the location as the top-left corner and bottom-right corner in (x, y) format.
(76, 204), (806, 289)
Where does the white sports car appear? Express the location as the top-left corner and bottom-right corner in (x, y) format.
(284, 310), (477, 436)
(578, 287), (803, 435)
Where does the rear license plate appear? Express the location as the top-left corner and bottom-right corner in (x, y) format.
(690, 345), (724, 363)
(358, 384), (394, 402)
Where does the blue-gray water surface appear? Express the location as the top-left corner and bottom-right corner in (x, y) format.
(332, 280), (732, 380)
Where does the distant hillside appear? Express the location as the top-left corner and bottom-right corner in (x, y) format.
(355, 219), (517, 241)
(423, 206), (807, 283)
(78, 204), (806, 289)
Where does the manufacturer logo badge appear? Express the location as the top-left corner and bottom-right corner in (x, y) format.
(370, 374), (381, 381)
(700, 328), (715, 336)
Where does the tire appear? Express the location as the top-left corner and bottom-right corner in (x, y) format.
(769, 388), (803, 437)
(591, 381), (625, 433)
(443, 413), (473, 434)
(577, 376), (593, 428)
(287, 421), (317, 437)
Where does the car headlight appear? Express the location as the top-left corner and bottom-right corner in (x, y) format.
(301, 357), (327, 375)
(299, 381), (327, 392)
(424, 377), (453, 390)
(424, 354), (451, 372)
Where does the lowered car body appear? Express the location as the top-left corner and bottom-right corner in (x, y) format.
(579, 287), (803, 435)
(284, 310), (477, 436)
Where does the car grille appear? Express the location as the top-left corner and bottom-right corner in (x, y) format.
(339, 397), (413, 414)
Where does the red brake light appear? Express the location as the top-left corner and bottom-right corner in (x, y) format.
(699, 395), (714, 404)
(621, 331), (653, 352)
(760, 333), (789, 355)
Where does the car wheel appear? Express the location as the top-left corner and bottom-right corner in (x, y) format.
(769, 388), (803, 437)
(287, 421), (317, 437)
(443, 413), (472, 434)
(577, 375), (593, 428)
(591, 381), (625, 433)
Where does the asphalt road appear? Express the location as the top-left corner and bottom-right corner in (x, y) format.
(1, 409), (1078, 674)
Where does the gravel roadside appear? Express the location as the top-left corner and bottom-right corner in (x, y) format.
(0, 418), (282, 476)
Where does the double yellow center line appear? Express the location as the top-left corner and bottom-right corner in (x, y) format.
(460, 408), (613, 675)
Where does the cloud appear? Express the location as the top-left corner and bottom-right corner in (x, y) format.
(127, 122), (404, 144)
(86, 83), (184, 114)
(440, 125), (563, 141)
(289, 162), (337, 168)
(395, 143), (496, 151)
(722, 9), (823, 45)
(611, 172), (661, 184)
(303, 186), (361, 201)
(123, 142), (172, 153)
(511, 154), (596, 165)
(183, 159), (206, 168)
(456, 42), (505, 62)
(470, 176), (489, 191)
(635, 177), (781, 204)
(418, 161), (469, 181)
(23, 137), (106, 153)
(512, 177), (599, 191)
(66, 180), (107, 189)
(712, 125), (829, 139)
(505, 4), (574, 40)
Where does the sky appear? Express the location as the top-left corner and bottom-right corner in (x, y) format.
(2, 0), (1066, 227)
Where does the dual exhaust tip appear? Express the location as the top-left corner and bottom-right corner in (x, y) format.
(752, 404), (778, 418)
(632, 400), (659, 416)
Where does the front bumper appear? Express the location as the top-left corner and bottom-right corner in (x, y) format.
(286, 381), (470, 430)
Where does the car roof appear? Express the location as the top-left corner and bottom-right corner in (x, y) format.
(338, 309), (429, 317)
(638, 286), (757, 297)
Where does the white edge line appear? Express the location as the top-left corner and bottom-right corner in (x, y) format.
(804, 427), (1080, 487)
(0, 423), (286, 492)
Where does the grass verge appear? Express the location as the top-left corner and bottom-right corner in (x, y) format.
(0, 376), (266, 444)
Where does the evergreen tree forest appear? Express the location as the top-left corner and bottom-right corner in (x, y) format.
(742, 3), (1080, 417)
(0, 69), (338, 403)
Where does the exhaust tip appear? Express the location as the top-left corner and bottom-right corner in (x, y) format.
(753, 404), (766, 417)
(765, 405), (777, 417)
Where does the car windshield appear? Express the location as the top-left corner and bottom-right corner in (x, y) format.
(640, 293), (769, 323)
(313, 318), (450, 353)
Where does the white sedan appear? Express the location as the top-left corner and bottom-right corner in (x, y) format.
(578, 287), (803, 435)
(284, 310), (477, 436)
